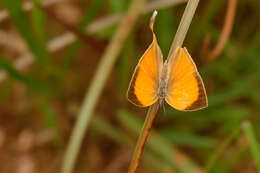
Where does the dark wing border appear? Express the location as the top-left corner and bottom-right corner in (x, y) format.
(126, 67), (145, 107)
(184, 72), (208, 111)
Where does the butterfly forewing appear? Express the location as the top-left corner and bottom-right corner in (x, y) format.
(127, 14), (163, 107)
(165, 47), (208, 111)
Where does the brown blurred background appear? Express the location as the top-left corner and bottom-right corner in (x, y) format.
(0, 0), (260, 172)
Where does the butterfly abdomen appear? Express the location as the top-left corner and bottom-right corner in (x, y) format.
(158, 79), (167, 99)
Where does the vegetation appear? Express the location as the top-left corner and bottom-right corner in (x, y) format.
(0, 0), (259, 172)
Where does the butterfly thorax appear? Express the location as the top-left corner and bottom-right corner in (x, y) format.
(158, 62), (169, 103)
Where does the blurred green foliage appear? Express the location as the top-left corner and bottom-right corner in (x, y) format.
(2, 0), (48, 67)
(59, 0), (106, 81)
(0, 0), (260, 172)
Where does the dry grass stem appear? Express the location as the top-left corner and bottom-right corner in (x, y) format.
(207, 0), (237, 60)
(128, 102), (160, 173)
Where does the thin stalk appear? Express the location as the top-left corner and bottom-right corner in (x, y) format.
(205, 126), (241, 173)
(128, 102), (160, 173)
(128, 0), (200, 172)
(120, 109), (202, 173)
(242, 121), (260, 172)
(61, 0), (147, 172)
(167, 0), (200, 59)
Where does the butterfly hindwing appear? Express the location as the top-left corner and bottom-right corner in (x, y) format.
(165, 47), (208, 111)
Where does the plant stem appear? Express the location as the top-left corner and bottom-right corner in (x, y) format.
(167, 0), (200, 59)
(128, 102), (160, 173)
(128, 0), (199, 172)
(61, 0), (147, 173)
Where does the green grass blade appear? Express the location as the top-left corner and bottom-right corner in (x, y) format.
(160, 130), (216, 149)
(79, 0), (106, 32)
(32, 0), (46, 43)
(205, 126), (241, 173)
(2, 0), (47, 66)
(108, 0), (129, 12)
(242, 121), (260, 172)
(91, 115), (131, 145)
(38, 98), (60, 142)
(0, 57), (52, 93)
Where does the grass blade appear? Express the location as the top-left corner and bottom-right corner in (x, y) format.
(0, 57), (52, 93)
(90, 115), (130, 145)
(242, 121), (260, 172)
(160, 130), (216, 149)
(38, 98), (61, 142)
(205, 125), (241, 173)
(32, 0), (46, 43)
(2, 0), (48, 66)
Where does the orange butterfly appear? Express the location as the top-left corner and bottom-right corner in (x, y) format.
(127, 11), (208, 111)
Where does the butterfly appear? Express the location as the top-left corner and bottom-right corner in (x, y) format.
(127, 11), (208, 111)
